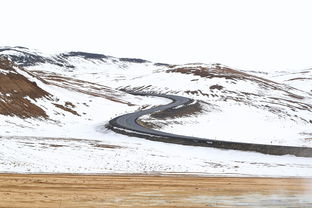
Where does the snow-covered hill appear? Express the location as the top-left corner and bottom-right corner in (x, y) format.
(271, 68), (312, 94)
(0, 50), (169, 138)
(0, 46), (312, 176)
(2, 47), (311, 146)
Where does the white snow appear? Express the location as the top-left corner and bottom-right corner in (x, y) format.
(1, 135), (312, 177)
(0, 49), (312, 176)
(269, 69), (312, 94)
(155, 103), (312, 147)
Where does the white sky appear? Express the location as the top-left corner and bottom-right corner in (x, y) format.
(1, 0), (312, 71)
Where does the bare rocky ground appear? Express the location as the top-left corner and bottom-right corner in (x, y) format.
(0, 174), (311, 208)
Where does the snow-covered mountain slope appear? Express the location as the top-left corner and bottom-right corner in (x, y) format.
(0, 57), (49, 118)
(270, 68), (312, 94)
(2, 46), (310, 147)
(0, 51), (170, 138)
(136, 64), (312, 147)
(0, 46), (312, 176)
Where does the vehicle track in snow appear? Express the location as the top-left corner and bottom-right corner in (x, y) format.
(108, 92), (312, 157)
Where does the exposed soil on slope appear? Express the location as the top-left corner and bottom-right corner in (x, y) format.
(167, 64), (308, 99)
(167, 64), (276, 83)
(31, 70), (135, 106)
(0, 174), (311, 208)
(151, 101), (203, 119)
(0, 57), (50, 118)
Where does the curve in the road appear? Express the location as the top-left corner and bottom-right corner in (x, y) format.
(108, 92), (312, 157)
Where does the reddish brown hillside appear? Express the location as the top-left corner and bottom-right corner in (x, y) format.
(0, 57), (50, 118)
(167, 64), (275, 83)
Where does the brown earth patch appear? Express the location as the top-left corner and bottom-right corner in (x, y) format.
(151, 101), (203, 119)
(210, 84), (224, 90)
(167, 64), (276, 83)
(92, 143), (122, 149)
(136, 119), (164, 129)
(287, 77), (312, 81)
(48, 144), (66, 148)
(0, 57), (50, 118)
(53, 103), (80, 116)
(0, 174), (311, 208)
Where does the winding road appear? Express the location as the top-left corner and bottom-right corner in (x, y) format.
(109, 92), (312, 157)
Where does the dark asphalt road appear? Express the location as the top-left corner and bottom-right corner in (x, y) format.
(108, 92), (312, 157)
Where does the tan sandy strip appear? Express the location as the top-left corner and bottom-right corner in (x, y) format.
(0, 174), (311, 208)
